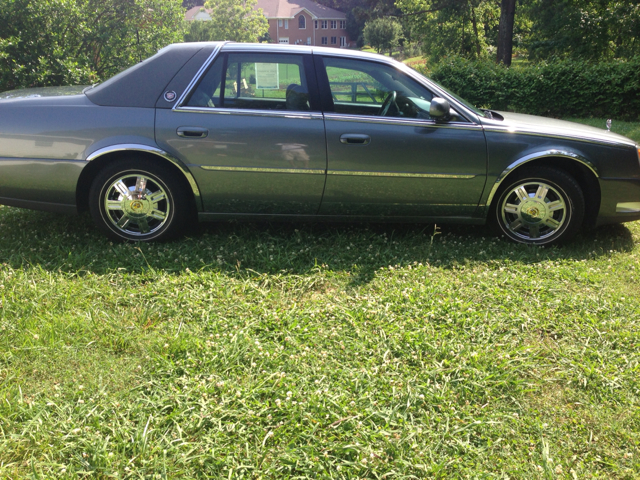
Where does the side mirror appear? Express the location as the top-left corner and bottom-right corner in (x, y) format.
(429, 97), (451, 121)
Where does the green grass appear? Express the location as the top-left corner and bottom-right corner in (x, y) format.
(1, 166), (640, 476)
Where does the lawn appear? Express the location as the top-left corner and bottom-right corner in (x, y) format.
(1, 127), (639, 478)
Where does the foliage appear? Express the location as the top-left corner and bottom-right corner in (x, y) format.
(0, 0), (185, 92)
(363, 17), (403, 53)
(396, 0), (501, 61)
(528, 0), (640, 61)
(184, 0), (268, 43)
(419, 55), (640, 120)
(0, 205), (640, 477)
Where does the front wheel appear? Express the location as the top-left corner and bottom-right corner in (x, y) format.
(89, 158), (190, 241)
(492, 167), (585, 245)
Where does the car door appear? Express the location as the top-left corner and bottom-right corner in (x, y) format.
(314, 55), (487, 218)
(155, 47), (326, 215)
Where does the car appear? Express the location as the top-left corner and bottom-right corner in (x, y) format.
(1, 42), (639, 245)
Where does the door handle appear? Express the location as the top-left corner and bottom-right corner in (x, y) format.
(177, 126), (208, 138)
(340, 134), (370, 145)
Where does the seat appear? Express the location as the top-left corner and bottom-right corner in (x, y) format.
(285, 83), (310, 111)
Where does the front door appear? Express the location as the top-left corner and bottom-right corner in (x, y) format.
(315, 55), (487, 218)
(156, 50), (326, 215)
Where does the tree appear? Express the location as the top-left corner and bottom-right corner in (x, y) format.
(496, 0), (516, 65)
(363, 17), (403, 54)
(527, 0), (640, 60)
(396, 0), (499, 62)
(184, 0), (268, 43)
(0, 0), (185, 92)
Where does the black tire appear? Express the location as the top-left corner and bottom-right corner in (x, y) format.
(491, 167), (585, 245)
(89, 157), (190, 241)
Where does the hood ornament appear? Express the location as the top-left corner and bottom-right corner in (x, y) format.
(606, 119), (612, 132)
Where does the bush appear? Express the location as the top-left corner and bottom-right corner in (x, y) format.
(416, 56), (640, 120)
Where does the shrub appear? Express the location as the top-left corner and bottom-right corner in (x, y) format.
(416, 56), (640, 120)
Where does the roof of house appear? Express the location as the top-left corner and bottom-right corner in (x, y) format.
(256, 0), (346, 19)
(185, 6), (211, 21)
(185, 0), (346, 21)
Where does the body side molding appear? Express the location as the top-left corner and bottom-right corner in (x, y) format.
(85, 143), (202, 210)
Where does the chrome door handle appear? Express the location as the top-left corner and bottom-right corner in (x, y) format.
(177, 127), (208, 138)
(340, 134), (370, 145)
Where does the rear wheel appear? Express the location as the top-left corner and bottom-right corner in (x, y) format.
(89, 158), (190, 241)
(492, 167), (585, 245)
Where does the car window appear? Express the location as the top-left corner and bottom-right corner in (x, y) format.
(321, 56), (438, 120)
(187, 53), (311, 112)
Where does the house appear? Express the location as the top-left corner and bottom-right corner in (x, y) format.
(184, 0), (352, 48)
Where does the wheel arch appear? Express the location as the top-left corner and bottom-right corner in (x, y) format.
(485, 150), (601, 228)
(77, 145), (202, 214)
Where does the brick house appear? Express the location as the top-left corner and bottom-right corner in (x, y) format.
(185, 0), (352, 48)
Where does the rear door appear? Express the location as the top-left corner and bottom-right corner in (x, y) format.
(155, 47), (326, 215)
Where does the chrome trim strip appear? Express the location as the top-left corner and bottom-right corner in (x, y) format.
(174, 106), (324, 119)
(323, 113), (480, 130)
(485, 149), (599, 208)
(483, 126), (637, 148)
(201, 166), (325, 175)
(174, 42), (225, 109)
(315, 50), (480, 123)
(327, 170), (476, 179)
(85, 144), (203, 211)
(616, 202), (640, 213)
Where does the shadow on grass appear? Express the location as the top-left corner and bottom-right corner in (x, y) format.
(0, 207), (636, 284)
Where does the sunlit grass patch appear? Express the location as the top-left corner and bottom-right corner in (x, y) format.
(0, 201), (639, 477)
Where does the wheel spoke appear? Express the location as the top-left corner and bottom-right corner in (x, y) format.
(544, 218), (561, 229)
(135, 176), (147, 194)
(148, 191), (166, 204)
(106, 200), (123, 211)
(509, 219), (523, 231)
(529, 224), (540, 238)
(504, 203), (519, 214)
(114, 181), (130, 198)
(515, 186), (529, 201)
(150, 209), (166, 220)
(137, 217), (150, 233)
(547, 200), (565, 212)
(117, 214), (131, 228)
(535, 185), (548, 200)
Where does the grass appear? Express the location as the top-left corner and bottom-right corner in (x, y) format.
(1, 140), (640, 478)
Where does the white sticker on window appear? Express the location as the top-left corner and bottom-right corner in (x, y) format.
(255, 63), (279, 89)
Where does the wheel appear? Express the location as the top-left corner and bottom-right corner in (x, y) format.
(89, 157), (190, 241)
(492, 167), (585, 245)
(378, 91), (398, 116)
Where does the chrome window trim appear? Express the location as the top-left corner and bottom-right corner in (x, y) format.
(323, 113), (481, 130)
(85, 143), (203, 210)
(315, 50), (481, 124)
(201, 166), (325, 175)
(483, 149), (599, 207)
(173, 106), (323, 119)
(484, 126), (637, 148)
(327, 170), (477, 179)
(174, 42), (225, 109)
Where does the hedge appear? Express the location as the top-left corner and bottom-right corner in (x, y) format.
(416, 56), (640, 120)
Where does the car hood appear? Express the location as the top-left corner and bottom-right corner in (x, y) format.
(482, 111), (636, 147)
(0, 85), (89, 100)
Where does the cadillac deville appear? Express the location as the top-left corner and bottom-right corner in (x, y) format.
(0, 42), (639, 245)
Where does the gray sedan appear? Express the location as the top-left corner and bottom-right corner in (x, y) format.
(1, 42), (639, 245)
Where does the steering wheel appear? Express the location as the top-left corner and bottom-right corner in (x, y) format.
(378, 91), (398, 117)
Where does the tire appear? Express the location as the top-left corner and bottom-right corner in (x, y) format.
(89, 157), (190, 241)
(492, 167), (585, 245)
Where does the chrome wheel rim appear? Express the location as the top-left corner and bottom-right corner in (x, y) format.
(102, 173), (170, 237)
(500, 181), (568, 241)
